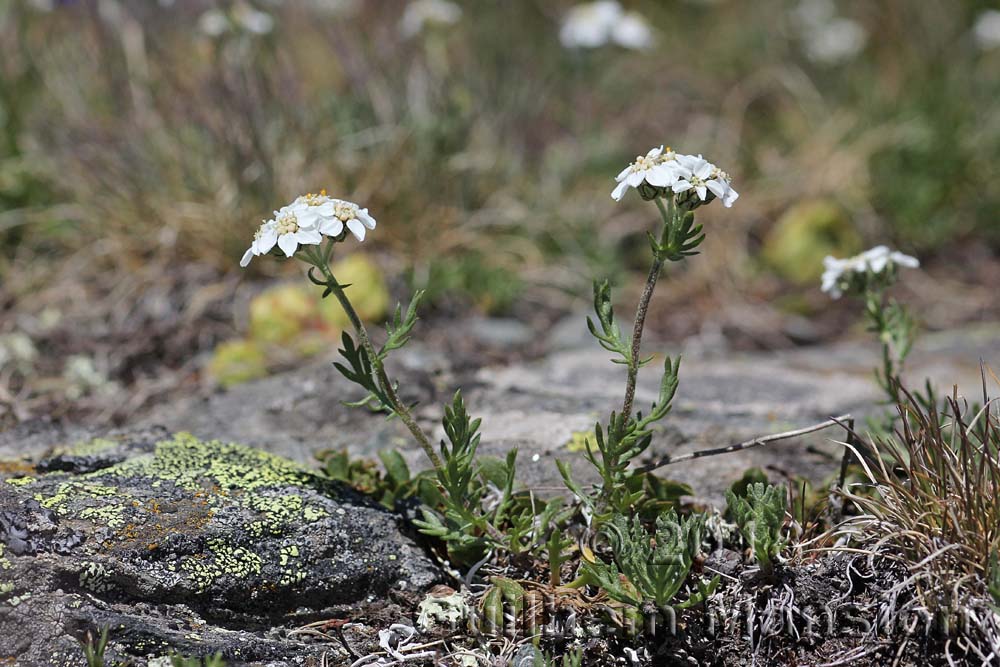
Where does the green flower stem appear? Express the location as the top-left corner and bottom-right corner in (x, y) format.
(620, 197), (673, 422)
(309, 249), (444, 473)
(864, 287), (901, 404)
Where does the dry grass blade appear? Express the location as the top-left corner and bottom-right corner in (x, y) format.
(838, 367), (1000, 599)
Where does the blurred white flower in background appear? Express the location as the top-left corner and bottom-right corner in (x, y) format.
(821, 246), (919, 298)
(198, 2), (274, 38)
(560, 1), (655, 51)
(233, 3), (275, 35)
(805, 18), (866, 64)
(63, 355), (118, 401)
(198, 9), (230, 37)
(0, 333), (37, 374)
(400, 0), (463, 38)
(304, 0), (360, 16)
(973, 10), (1000, 50)
(794, 0), (867, 65)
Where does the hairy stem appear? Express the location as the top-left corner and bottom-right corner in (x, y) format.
(309, 249), (444, 472)
(620, 197), (673, 421)
(865, 288), (900, 404)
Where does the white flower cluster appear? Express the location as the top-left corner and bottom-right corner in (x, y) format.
(240, 191), (376, 267)
(612, 146), (738, 207)
(794, 0), (867, 65)
(821, 245), (919, 298)
(400, 0), (462, 38)
(199, 2), (275, 38)
(559, 1), (654, 51)
(974, 10), (1000, 51)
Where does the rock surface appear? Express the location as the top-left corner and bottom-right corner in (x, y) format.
(2, 319), (998, 665)
(0, 428), (440, 666)
(135, 320), (1000, 504)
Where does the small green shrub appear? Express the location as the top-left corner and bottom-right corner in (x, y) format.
(582, 511), (717, 609)
(726, 482), (787, 576)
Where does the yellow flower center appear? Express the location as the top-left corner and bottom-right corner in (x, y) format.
(302, 189), (330, 206)
(275, 212), (299, 236)
(333, 201), (358, 222)
(630, 147), (674, 174)
(711, 167), (729, 182)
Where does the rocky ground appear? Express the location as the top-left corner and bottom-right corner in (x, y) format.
(1, 315), (998, 666)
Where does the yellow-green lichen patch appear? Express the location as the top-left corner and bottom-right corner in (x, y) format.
(243, 492), (328, 537)
(35, 481), (121, 515)
(277, 544), (306, 586)
(181, 538), (263, 594)
(564, 430), (595, 453)
(79, 504), (128, 529)
(4, 476), (35, 487)
(63, 437), (120, 457)
(5, 592), (31, 607)
(107, 432), (314, 493)
(0, 544), (10, 571)
(79, 562), (115, 594)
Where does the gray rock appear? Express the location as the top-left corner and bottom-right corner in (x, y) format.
(139, 323), (1000, 507)
(0, 427), (441, 666)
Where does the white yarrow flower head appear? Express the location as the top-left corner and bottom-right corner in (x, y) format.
(804, 18), (867, 65)
(612, 145), (681, 201)
(794, 0), (866, 65)
(612, 147), (738, 209)
(671, 154), (739, 209)
(560, 1), (655, 51)
(400, 0), (462, 38)
(293, 191), (377, 242)
(198, 3), (274, 38)
(973, 10), (1000, 51)
(240, 191), (376, 268)
(820, 245), (919, 298)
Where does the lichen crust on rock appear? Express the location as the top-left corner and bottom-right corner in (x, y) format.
(0, 428), (441, 665)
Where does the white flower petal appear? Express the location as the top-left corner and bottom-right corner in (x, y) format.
(257, 230), (278, 254)
(891, 252), (919, 268)
(696, 184), (707, 200)
(611, 180), (630, 201)
(672, 181), (692, 193)
(296, 229), (322, 245)
(319, 219), (344, 237)
(346, 219), (366, 242)
(277, 234), (298, 257)
(705, 180), (728, 200)
(240, 247), (254, 268)
(645, 164), (677, 187)
(357, 209), (377, 229)
(721, 186), (739, 207)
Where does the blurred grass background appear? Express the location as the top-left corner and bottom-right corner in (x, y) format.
(1, 0), (999, 423)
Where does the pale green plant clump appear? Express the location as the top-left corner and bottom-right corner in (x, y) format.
(238, 143), (739, 616)
(725, 482), (788, 577)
